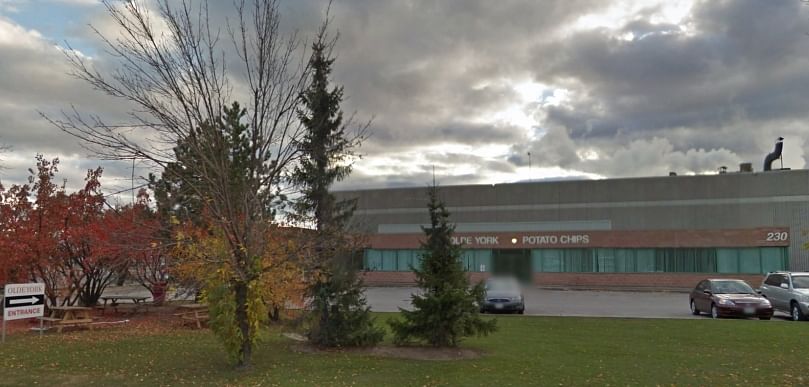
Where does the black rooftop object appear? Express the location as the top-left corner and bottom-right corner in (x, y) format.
(763, 137), (784, 171)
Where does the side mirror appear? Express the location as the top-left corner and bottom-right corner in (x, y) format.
(703, 289), (712, 295)
(755, 289), (762, 294)
(780, 283), (789, 289)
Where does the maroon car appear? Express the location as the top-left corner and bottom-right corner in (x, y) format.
(689, 279), (773, 320)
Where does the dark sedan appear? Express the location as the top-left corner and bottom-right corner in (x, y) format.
(689, 279), (773, 320)
(480, 277), (525, 314)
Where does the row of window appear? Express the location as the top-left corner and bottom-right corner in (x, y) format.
(363, 247), (788, 274)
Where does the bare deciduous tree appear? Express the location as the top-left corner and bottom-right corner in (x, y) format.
(47, 0), (309, 367)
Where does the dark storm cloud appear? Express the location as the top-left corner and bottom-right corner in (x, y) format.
(315, 0), (609, 151)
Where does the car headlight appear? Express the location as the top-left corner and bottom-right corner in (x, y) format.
(718, 298), (735, 306)
(511, 296), (522, 302)
(760, 298), (771, 307)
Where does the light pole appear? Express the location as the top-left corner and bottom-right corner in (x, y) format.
(527, 152), (531, 179)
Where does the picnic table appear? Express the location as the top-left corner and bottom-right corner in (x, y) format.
(39, 306), (94, 333)
(175, 304), (209, 329)
(99, 295), (149, 314)
(100, 295), (149, 305)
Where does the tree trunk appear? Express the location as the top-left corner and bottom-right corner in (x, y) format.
(234, 281), (252, 368)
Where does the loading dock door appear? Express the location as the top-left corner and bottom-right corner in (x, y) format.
(492, 249), (532, 283)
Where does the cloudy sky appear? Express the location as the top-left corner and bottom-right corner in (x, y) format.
(1, 0), (808, 198)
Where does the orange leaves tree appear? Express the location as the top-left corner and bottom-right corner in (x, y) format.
(173, 221), (305, 363)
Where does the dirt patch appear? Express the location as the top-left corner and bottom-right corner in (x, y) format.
(290, 342), (484, 361)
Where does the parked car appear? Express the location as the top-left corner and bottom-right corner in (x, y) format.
(689, 279), (773, 320)
(758, 271), (809, 321)
(480, 277), (525, 314)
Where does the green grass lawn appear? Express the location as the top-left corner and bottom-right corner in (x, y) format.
(1, 314), (808, 386)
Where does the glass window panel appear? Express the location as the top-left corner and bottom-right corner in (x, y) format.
(564, 249), (594, 272)
(636, 249), (655, 272)
(365, 249), (382, 271)
(761, 247), (786, 273)
(381, 250), (397, 271)
(411, 250), (423, 271)
(476, 250), (492, 272)
(738, 248), (761, 274)
(615, 249), (634, 272)
(596, 248), (615, 273)
(462, 250), (476, 272)
(530, 250), (543, 272)
(697, 249), (718, 273)
(541, 249), (563, 272)
(396, 250), (412, 271)
(716, 248), (738, 273)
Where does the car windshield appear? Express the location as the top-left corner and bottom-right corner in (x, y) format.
(486, 279), (519, 292)
(712, 281), (754, 294)
(792, 276), (809, 289)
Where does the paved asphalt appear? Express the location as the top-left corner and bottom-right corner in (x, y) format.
(102, 284), (792, 320)
(363, 286), (792, 320)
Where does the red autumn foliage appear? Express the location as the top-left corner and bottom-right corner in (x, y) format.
(114, 190), (173, 304)
(0, 155), (169, 307)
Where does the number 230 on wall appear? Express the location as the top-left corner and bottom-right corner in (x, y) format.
(765, 231), (789, 241)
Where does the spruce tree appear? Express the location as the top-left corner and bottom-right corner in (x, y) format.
(293, 24), (382, 347)
(389, 185), (497, 347)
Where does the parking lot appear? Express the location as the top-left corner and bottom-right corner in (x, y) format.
(364, 286), (794, 320)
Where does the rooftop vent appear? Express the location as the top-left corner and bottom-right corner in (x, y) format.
(764, 137), (784, 171)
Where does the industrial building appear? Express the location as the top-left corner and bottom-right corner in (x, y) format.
(336, 163), (809, 290)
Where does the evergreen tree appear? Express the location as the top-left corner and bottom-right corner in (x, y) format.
(293, 24), (381, 347)
(389, 185), (497, 347)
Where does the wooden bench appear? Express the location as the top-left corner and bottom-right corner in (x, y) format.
(47, 306), (95, 333)
(175, 304), (209, 329)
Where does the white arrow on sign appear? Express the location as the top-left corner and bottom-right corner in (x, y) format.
(9, 296), (40, 306)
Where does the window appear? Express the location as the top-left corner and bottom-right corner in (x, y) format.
(365, 250), (383, 271)
(396, 250), (413, 271)
(365, 247), (788, 274)
(761, 248), (785, 273)
(764, 274), (782, 286)
(738, 248), (761, 273)
(460, 250), (492, 272)
(717, 249), (739, 273)
(792, 276), (809, 289)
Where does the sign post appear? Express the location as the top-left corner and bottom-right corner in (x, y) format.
(2, 283), (46, 343)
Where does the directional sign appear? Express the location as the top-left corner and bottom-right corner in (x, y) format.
(5, 295), (45, 307)
(3, 283), (45, 321)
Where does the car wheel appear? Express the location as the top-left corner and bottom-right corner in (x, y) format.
(711, 304), (720, 319)
(690, 300), (700, 315)
(518, 308), (524, 315)
(791, 302), (805, 321)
